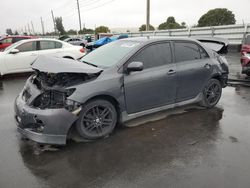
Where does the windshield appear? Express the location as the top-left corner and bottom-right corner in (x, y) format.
(81, 40), (141, 68)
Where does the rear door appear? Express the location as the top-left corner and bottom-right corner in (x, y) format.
(124, 42), (177, 114)
(38, 40), (64, 57)
(4, 41), (38, 71)
(174, 41), (213, 102)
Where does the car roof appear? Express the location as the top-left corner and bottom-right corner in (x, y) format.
(4, 36), (34, 39)
(122, 36), (199, 43)
(17, 38), (63, 43)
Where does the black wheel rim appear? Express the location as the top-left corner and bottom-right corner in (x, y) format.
(206, 82), (221, 105)
(80, 105), (114, 137)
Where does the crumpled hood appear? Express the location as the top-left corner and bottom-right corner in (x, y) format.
(194, 37), (229, 54)
(31, 56), (103, 74)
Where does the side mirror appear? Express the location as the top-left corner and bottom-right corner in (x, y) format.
(127, 61), (143, 73)
(0, 42), (2, 45)
(9, 49), (20, 54)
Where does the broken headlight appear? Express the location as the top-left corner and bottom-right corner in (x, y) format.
(65, 99), (81, 112)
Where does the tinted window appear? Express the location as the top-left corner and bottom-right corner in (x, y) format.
(16, 42), (36, 52)
(12, 37), (28, 43)
(175, 42), (204, 62)
(40, 41), (62, 50)
(132, 43), (172, 69)
(55, 42), (62, 48)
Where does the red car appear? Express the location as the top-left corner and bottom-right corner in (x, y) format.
(0, 36), (35, 50)
(241, 34), (250, 76)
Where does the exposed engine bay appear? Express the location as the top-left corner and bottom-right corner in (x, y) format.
(28, 70), (100, 111)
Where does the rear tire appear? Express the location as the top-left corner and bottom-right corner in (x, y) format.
(76, 99), (117, 140)
(199, 79), (222, 108)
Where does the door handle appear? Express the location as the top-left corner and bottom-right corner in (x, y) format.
(167, 69), (176, 75)
(204, 63), (211, 69)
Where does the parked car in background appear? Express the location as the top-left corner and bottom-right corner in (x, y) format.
(241, 34), (250, 76)
(86, 34), (129, 51)
(58, 35), (70, 41)
(0, 38), (86, 76)
(14, 37), (229, 145)
(0, 36), (35, 50)
(64, 37), (87, 47)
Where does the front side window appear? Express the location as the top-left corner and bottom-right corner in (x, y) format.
(175, 42), (207, 62)
(39, 41), (62, 50)
(131, 42), (172, 69)
(16, 41), (36, 52)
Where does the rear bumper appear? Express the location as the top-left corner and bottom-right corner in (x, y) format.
(221, 73), (228, 88)
(14, 94), (78, 145)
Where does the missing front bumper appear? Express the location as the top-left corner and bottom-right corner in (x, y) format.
(14, 94), (78, 145)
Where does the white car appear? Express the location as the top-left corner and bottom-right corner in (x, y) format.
(0, 38), (86, 76)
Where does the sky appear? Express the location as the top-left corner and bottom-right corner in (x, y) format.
(1, 0), (250, 34)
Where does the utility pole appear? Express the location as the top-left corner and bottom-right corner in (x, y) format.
(40, 17), (45, 35)
(51, 10), (57, 34)
(31, 21), (35, 34)
(77, 0), (82, 32)
(146, 0), (150, 31)
(27, 24), (31, 35)
(24, 26), (27, 35)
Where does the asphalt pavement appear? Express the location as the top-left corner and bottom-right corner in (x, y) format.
(0, 53), (250, 188)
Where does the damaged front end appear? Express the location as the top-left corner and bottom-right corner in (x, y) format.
(14, 56), (102, 145)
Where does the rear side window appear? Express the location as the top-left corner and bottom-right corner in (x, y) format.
(175, 42), (208, 62)
(12, 37), (28, 43)
(40, 41), (62, 50)
(16, 42), (37, 52)
(132, 43), (172, 69)
(1, 38), (12, 44)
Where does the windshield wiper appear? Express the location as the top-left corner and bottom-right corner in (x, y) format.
(81, 60), (98, 67)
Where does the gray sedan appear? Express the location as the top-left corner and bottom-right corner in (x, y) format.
(14, 37), (229, 145)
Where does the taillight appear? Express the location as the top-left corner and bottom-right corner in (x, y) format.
(80, 48), (85, 53)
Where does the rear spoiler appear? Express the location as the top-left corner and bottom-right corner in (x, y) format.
(193, 37), (229, 54)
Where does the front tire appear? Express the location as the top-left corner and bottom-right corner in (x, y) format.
(199, 79), (222, 108)
(76, 99), (117, 140)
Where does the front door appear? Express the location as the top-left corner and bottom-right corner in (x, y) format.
(4, 41), (38, 72)
(124, 42), (177, 114)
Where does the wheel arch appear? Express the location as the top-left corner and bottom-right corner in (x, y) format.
(85, 94), (121, 118)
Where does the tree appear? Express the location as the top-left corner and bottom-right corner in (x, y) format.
(198, 8), (236, 27)
(14, 31), (19, 35)
(6, 28), (13, 35)
(95, 26), (110, 34)
(67, 29), (77, 35)
(139, 24), (155, 31)
(55, 17), (66, 35)
(158, 16), (185, 30)
(79, 28), (94, 34)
